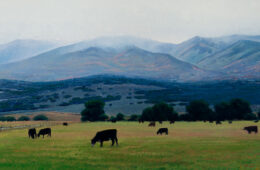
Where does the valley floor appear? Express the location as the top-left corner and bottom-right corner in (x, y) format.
(0, 121), (259, 169)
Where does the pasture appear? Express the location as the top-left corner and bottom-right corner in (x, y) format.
(0, 121), (259, 169)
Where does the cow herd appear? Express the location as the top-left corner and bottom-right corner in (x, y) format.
(28, 128), (51, 139)
(27, 121), (258, 147)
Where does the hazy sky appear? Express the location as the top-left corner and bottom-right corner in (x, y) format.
(0, 0), (259, 44)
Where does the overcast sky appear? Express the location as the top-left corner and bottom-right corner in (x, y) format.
(0, 0), (259, 44)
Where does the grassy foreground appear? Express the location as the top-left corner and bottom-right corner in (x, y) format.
(0, 121), (259, 169)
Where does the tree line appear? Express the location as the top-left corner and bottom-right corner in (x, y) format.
(81, 98), (259, 122)
(0, 114), (48, 122)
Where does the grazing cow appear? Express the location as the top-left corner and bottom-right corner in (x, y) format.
(209, 120), (213, 123)
(243, 126), (258, 134)
(139, 119), (144, 123)
(170, 120), (175, 124)
(254, 120), (259, 123)
(111, 119), (117, 123)
(157, 128), (168, 135)
(28, 128), (37, 139)
(38, 128), (51, 138)
(63, 122), (68, 126)
(148, 122), (156, 127)
(216, 120), (222, 125)
(91, 129), (118, 147)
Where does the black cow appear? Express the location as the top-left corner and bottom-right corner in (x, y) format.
(111, 119), (117, 123)
(63, 122), (68, 126)
(243, 126), (258, 134)
(139, 119), (144, 123)
(38, 128), (51, 138)
(149, 122), (156, 127)
(209, 120), (214, 123)
(170, 120), (175, 124)
(254, 120), (259, 123)
(216, 120), (222, 125)
(28, 128), (37, 139)
(91, 129), (118, 147)
(157, 128), (168, 135)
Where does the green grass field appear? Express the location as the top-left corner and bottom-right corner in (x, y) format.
(0, 121), (259, 169)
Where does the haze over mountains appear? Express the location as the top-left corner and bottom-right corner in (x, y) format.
(0, 39), (58, 65)
(0, 35), (259, 82)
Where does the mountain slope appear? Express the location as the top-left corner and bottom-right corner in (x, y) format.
(0, 39), (58, 65)
(0, 47), (214, 82)
(198, 40), (260, 78)
(169, 35), (260, 65)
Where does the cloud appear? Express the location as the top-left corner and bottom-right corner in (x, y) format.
(0, 0), (259, 44)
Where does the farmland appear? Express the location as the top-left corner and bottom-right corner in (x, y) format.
(0, 121), (259, 169)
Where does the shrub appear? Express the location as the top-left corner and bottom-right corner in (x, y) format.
(116, 113), (125, 121)
(33, 115), (48, 121)
(0, 116), (16, 121)
(18, 116), (30, 121)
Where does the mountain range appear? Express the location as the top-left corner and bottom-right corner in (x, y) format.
(0, 35), (259, 82)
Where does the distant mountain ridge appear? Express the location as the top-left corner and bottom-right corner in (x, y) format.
(0, 34), (259, 82)
(0, 46), (216, 81)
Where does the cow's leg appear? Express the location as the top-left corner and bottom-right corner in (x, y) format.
(111, 139), (115, 146)
(100, 141), (103, 147)
(248, 130), (251, 134)
(115, 137), (118, 146)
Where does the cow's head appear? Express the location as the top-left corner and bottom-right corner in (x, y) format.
(91, 138), (96, 147)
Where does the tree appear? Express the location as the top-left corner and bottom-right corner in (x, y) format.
(141, 107), (154, 121)
(18, 116), (30, 121)
(141, 102), (178, 121)
(243, 113), (257, 120)
(186, 100), (212, 121)
(81, 100), (107, 121)
(214, 102), (232, 121)
(229, 98), (252, 120)
(33, 115), (48, 121)
(116, 113), (125, 121)
(110, 116), (117, 121)
(128, 114), (139, 121)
